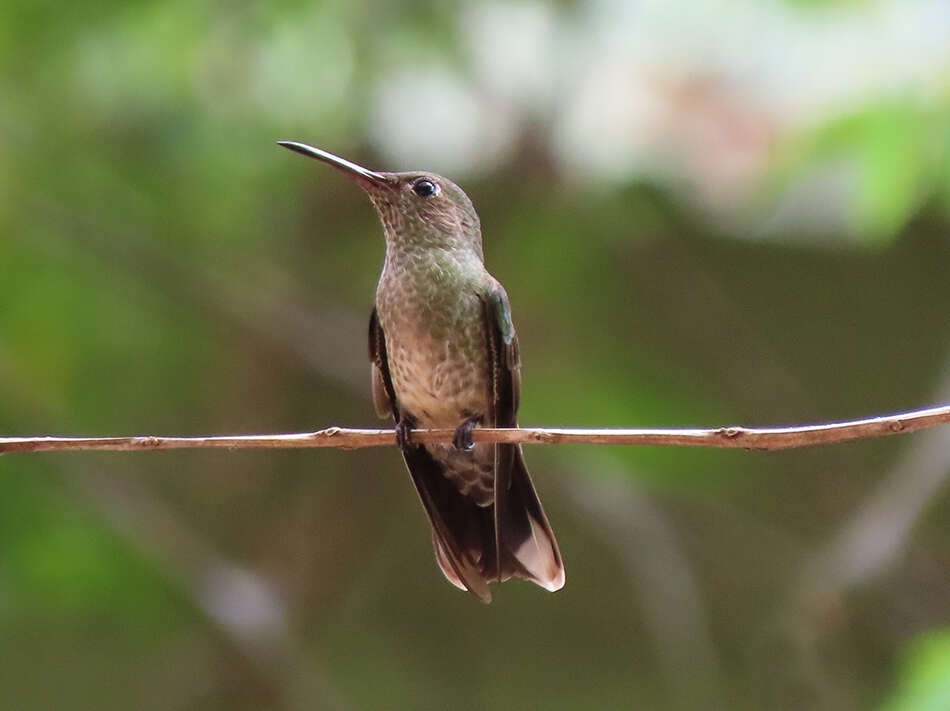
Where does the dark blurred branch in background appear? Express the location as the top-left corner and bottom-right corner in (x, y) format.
(2, 403), (950, 454)
(801, 366), (950, 594)
(775, 362), (950, 709)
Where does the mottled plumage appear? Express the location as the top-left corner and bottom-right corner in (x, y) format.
(279, 141), (565, 602)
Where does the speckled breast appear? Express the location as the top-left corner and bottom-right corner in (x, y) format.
(375, 257), (491, 429)
(375, 252), (496, 506)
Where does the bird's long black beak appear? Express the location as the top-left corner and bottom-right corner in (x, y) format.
(277, 141), (391, 187)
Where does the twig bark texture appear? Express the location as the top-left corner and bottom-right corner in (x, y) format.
(2, 404), (949, 455)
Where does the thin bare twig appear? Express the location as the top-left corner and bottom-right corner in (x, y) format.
(2, 403), (949, 454)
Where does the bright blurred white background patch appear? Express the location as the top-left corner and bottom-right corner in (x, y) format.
(363, 0), (950, 238)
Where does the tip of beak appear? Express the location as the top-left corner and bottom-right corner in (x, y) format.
(276, 140), (311, 156)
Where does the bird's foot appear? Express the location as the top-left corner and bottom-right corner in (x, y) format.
(452, 416), (481, 451)
(395, 416), (417, 450)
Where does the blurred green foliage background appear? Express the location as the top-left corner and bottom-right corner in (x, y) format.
(2, 1), (950, 709)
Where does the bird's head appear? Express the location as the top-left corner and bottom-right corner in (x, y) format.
(278, 141), (482, 259)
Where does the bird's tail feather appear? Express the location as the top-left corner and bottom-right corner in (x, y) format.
(495, 444), (565, 592)
(403, 442), (563, 602)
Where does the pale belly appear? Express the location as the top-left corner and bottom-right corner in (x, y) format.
(377, 280), (490, 428)
(386, 332), (489, 426)
(376, 271), (495, 506)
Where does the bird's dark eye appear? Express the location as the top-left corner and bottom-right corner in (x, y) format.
(412, 179), (439, 198)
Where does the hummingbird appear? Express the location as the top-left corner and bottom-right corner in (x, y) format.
(278, 140), (565, 602)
